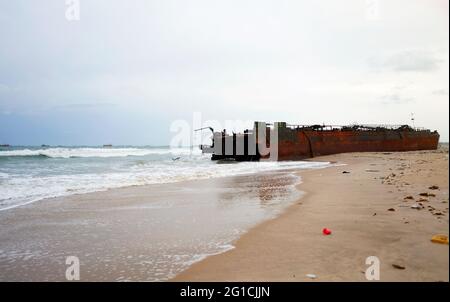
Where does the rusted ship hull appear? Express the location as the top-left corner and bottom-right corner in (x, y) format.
(277, 128), (440, 160)
(200, 122), (440, 161)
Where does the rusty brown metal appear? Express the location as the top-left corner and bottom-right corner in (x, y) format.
(203, 122), (440, 161)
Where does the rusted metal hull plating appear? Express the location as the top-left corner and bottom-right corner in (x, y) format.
(201, 122), (440, 161)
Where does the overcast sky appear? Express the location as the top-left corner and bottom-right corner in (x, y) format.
(0, 0), (448, 145)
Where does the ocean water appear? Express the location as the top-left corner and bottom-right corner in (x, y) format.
(0, 146), (330, 211)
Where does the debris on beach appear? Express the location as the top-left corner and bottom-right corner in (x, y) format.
(404, 195), (414, 200)
(322, 228), (332, 235)
(410, 204), (424, 210)
(429, 185), (440, 190)
(387, 208), (396, 212)
(342, 171), (350, 174)
(419, 192), (434, 197)
(381, 173), (397, 185)
(418, 198), (429, 202)
(365, 169), (380, 172)
(431, 234), (449, 245)
(392, 264), (406, 270)
(306, 274), (317, 279)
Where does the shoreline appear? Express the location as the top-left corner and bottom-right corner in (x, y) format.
(173, 150), (449, 281)
(0, 150), (447, 281)
(0, 161), (329, 213)
(0, 168), (307, 281)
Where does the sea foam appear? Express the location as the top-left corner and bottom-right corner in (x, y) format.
(0, 147), (330, 211)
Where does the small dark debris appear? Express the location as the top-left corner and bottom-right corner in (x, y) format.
(419, 192), (435, 197)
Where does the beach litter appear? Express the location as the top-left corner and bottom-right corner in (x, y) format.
(404, 195), (414, 200)
(342, 171), (350, 174)
(306, 274), (317, 279)
(392, 264), (406, 270)
(387, 208), (396, 212)
(322, 228), (332, 235)
(429, 185), (440, 190)
(431, 234), (449, 245)
(410, 204), (423, 210)
(419, 192), (435, 197)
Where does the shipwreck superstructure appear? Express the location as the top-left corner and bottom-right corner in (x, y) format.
(199, 122), (440, 161)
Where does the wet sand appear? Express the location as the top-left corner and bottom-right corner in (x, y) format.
(0, 171), (302, 281)
(174, 149), (449, 281)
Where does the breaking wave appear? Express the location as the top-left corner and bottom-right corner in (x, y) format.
(0, 146), (332, 211)
(0, 147), (196, 159)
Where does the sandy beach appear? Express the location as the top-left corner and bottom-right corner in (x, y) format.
(174, 149), (449, 281)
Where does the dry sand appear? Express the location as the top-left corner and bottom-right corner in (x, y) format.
(174, 149), (449, 281)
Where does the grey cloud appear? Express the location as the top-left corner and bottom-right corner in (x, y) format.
(432, 89), (448, 96)
(379, 94), (415, 104)
(52, 103), (117, 110)
(0, 84), (10, 92)
(368, 50), (443, 72)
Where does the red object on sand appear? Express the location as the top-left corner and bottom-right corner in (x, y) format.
(322, 228), (332, 235)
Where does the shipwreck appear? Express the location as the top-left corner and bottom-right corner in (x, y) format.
(198, 122), (440, 161)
